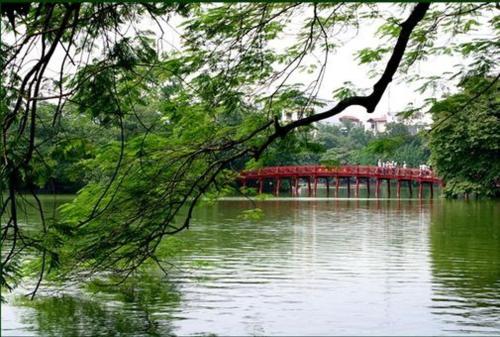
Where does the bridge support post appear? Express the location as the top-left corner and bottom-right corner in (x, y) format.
(419, 182), (423, 199)
(408, 181), (413, 197)
(355, 177), (360, 197)
(259, 179), (263, 194)
(430, 183), (433, 198)
(326, 177), (330, 196)
(387, 179), (391, 198)
(314, 177), (318, 196)
(347, 177), (351, 198)
(397, 180), (401, 198)
(376, 179), (380, 198)
(335, 177), (340, 197)
(366, 178), (370, 197)
(307, 177), (312, 196)
(275, 178), (280, 197)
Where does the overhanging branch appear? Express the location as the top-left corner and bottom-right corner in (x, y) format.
(255, 3), (430, 158)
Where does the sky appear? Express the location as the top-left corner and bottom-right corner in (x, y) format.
(132, 3), (487, 127)
(7, 3), (496, 128)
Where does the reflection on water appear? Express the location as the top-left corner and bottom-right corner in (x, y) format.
(6, 272), (182, 337)
(1, 196), (499, 336)
(430, 201), (500, 335)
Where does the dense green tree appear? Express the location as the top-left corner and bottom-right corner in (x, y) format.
(313, 121), (430, 167)
(429, 76), (500, 198)
(30, 102), (119, 192)
(317, 122), (373, 165)
(361, 122), (430, 167)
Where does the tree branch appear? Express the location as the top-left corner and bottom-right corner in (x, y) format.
(255, 2), (430, 158)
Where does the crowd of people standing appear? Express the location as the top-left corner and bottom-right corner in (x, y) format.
(377, 159), (432, 176)
(377, 159), (406, 169)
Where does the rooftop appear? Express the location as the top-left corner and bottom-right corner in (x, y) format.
(367, 117), (388, 123)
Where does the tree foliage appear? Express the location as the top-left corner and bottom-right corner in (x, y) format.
(429, 76), (500, 198)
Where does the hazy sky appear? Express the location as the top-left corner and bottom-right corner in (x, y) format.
(136, 4), (487, 125)
(11, 3), (496, 126)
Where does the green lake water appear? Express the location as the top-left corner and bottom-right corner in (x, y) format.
(1, 193), (500, 336)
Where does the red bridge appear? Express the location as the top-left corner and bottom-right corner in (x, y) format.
(239, 165), (443, 198)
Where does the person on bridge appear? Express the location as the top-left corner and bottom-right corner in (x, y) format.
(419, 164), (430, 177)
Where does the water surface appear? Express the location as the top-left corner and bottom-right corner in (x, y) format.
(2, 196), (499, 336)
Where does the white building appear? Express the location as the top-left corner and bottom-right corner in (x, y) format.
(283, 110), (299, 122)
(282, 107), (315, 123)
(366, 116), (388, 133)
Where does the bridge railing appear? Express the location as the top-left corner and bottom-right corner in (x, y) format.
(240, 165), (441, 182)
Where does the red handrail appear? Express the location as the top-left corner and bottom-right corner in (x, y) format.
(240, 165), (441, 184)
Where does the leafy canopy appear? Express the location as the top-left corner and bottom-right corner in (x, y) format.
(429, 76), (500, 198)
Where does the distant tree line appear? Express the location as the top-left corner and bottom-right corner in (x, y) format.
(16, 75), (500, 199)
(253, 119), (430, 169)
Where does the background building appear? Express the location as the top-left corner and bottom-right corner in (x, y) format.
(366, 116), (388, 133)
